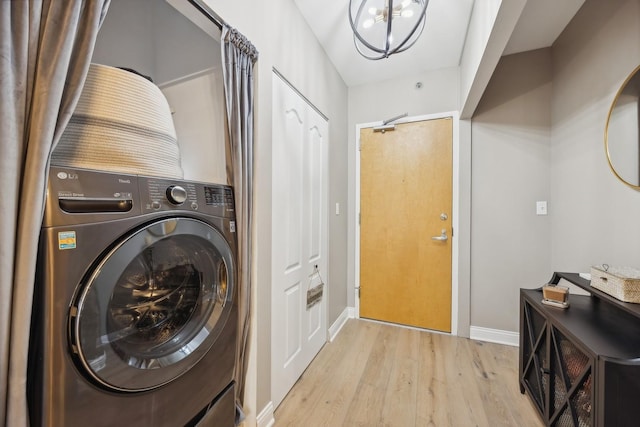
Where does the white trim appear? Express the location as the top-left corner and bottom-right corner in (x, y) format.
(354, 123), (363, 318)
(354, 112), (460, 336)
(451, 112), (460, 336)
(470, 326), (519, 347)
(256, 401), (275, 427)
(328, 306), (354, 342)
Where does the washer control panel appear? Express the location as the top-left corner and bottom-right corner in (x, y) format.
(45, 166), (236, 226)
(141, 177), (234, 217)
(204, 186), (234, 208)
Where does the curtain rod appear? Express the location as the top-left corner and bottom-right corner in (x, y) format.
(188, 0), (224, 30)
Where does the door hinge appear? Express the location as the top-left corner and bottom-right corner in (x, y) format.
(356, 286), (360, 298)
(358, 212), (361, 225)
(452, 227), (454, 237)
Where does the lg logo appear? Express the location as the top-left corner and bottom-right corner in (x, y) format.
(56, 171), (78, 180)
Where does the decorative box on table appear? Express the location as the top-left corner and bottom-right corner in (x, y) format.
(590, 265), (640, 303)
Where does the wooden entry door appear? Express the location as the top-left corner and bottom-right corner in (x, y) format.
(359, 118), (452, 332)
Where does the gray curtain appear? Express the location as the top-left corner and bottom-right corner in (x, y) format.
(0, 1), (110, 425)
(221, 25), (258, 415)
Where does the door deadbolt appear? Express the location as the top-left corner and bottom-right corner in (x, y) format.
(440, 213), (448, 221)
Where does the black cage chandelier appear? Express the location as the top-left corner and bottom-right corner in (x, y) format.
(349, 0), (429, 60)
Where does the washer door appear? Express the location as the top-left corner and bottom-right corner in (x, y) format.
(71, 217), (234, 392)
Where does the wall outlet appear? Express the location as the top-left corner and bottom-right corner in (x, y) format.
(536, 201), (548, 215)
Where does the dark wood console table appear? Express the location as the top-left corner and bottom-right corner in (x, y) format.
(520, 272), (640, 427)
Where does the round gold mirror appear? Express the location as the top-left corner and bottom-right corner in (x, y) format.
(605, 64), (640, 189)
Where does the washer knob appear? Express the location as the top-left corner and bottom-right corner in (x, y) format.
(166, 185), (187, 205)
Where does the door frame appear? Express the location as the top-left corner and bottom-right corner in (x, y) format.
(355, 111), (460, 335)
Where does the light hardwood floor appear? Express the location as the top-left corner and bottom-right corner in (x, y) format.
(274, 319), (543, 427)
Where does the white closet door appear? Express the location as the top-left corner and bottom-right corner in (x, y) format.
(271, 73), (328, 409)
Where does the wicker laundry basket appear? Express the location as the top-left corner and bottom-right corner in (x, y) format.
(51, 63), (183, 179)
(590, 265), (640, 303)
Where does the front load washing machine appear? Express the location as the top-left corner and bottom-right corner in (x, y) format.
(28, 166), (238, 426)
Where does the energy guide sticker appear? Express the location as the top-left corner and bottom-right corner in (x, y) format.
(58, 231), (77, 250)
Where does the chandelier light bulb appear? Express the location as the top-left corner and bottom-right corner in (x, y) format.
(349, 0), (430, 60)
(401, 9), (414, 18)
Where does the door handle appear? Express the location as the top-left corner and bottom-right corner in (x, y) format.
(431, 229), (448, 241)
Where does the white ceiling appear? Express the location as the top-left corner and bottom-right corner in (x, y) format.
(294, 0), (585, 88)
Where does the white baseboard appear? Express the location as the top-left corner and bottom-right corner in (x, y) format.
(470, 326), (519, 347)
(256, 401), (275, 427)
(328, 306), (355, 342)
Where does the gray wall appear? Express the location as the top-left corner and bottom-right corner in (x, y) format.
(94, 0), (216, 85)
(469, 0), (640, 333)
(93, 0), (154, 77)
(471, 48), (553, 332)
(202, 0), (349, 421)
(550, 0), (640, 272)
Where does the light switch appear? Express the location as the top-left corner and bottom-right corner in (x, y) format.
(335, 202), (340, 215)
(536, 201), (548, 215)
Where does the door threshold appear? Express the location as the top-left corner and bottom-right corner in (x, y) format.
(358, 317), (454, 336)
